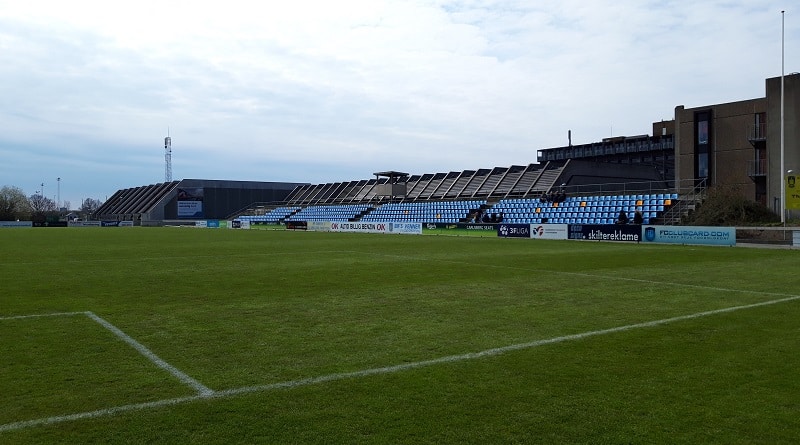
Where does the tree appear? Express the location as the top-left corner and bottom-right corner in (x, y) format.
(29, 193), (57, 213)
(0, 185), (31, 220)
(79, 198), (102, 219)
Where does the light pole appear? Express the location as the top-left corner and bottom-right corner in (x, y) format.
(57, 177), (61, 210)
(780, 10), (785, 224)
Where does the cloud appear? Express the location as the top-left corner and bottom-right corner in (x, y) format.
(0, 0), (796, 206)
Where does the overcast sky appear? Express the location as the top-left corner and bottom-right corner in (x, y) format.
(0, 1), (796, 208)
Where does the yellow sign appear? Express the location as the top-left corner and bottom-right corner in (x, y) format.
(787, 175), (800, 209)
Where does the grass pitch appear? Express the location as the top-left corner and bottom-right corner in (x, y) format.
(1, 227), (799, 444)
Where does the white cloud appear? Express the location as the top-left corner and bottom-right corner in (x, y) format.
(0, 0), (796, 206)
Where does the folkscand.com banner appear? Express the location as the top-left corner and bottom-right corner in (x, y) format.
(642, 225), (735, 246)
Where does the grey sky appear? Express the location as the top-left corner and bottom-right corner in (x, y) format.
(0, 1), (795, 207)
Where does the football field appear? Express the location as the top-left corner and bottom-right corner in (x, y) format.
(1, 227), (799, 444)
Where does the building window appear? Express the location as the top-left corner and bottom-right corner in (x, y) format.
(698, 120), (709, 145)
(698, 152), (709, 178)
(694, 110), (713, 182)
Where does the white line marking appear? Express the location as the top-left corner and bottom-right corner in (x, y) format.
(84, 312), (213, 396)
(0, 312), (86, 321)
(356, 251), (796, 299)
(2, 294), (798, 433)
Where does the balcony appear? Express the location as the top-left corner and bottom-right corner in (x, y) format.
(748, 123), (767, 146)
(747, 159), (767, 178)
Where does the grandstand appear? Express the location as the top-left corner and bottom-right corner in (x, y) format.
(238, 193), (676, 226)
(93, 179), (304, 224)
(94, 158), (671, 225)
(95, 124), (676, 226)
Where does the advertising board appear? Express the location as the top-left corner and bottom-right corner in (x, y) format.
(329, 221), (422, 234)
(568, 224), (641, 242)
(422, 223), (496, 237)
(642, 225), (735, 246)
(530, 224), (568, 240)
(497, 224), (531, 238)
(177, 188), (204, 218)
(286, 221), (308, 230)
(0, 221), (32, 227)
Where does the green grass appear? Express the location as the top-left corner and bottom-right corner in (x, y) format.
(1, 227), (799, 443)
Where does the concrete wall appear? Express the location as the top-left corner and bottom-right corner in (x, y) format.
(674, 98), (765, 198)
(766, 73), (800, 213)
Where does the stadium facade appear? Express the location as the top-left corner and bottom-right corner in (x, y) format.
(95, 74), (800, 224)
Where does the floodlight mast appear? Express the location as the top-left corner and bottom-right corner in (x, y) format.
(165, 131), (173, 183)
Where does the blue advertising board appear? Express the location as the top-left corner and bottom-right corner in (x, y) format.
(642, 225), (735, 246)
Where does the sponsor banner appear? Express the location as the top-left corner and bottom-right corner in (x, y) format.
(463, 223), (497, 232)
(97, 221), (134, 227)
(497, 224), (531, 238)
(569, 224), (641, 242)
(230, 220), (251, 229)
(305, 221), (422, 235)
(195, 220), (208, 228)
(787, 175), (800, 209)
(177, 188), (204, 218)
(34, 221), (68, 227)
(307, 221), (331, 232)
(177, 200), (203, 218)
(530, 224), (568, 240)
(422, 223), (497, 237)
(329, 221), (421, 234)
(68, 221), (101, 227)
(0, 221), (32, 227)
(207, 220), (220, 228)
(286, 221), (308, 230)
(642, 225), (735, 246)
(387, 222), (423, 234)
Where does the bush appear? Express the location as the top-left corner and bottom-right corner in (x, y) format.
(685, 186), (780, 226)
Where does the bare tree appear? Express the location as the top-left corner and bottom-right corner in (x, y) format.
(0, 185), (31, 220)
(79, 198), (102, 219)
(29, 193), (57, 213)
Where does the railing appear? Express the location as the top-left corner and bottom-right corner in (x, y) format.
(561, 179), (676, 197)
(748, 123), (767, 141)
(747, 159), (767, 177)
(659, 178), (708, 225)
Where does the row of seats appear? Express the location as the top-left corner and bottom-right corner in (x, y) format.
(239, 206), (300, 222)
(362, 200), (485, 224)
(238, 194), (678, 225)
(285, 204), (370, 222)
(493, 193), (677, 225)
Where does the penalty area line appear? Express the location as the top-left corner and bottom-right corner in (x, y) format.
(85, 312), (214, 396)
(0, 312), (87, 321)
(2, 294), (799, 433)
